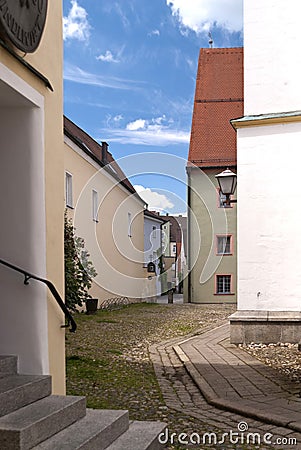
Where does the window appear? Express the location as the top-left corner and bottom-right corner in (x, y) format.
(65, 172), (73, 208)
(217, 235), (232, 255)
(92, 190), (98, 222)
(216, 275), (231, 294)
(218, 189), (231, 208)
(152, 226), (157, 239)
(128, 212), (132, 237)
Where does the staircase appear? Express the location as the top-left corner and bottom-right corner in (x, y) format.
(0, 356), (166, 450)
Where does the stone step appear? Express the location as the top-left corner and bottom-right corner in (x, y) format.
(106, 420), (167, 450)
(0, 395), (86, 450)
(32, 409), (129, 450)
(0, 356), (18, 375)
(0, 374), (51, 418)
(0, 357), (166, 450)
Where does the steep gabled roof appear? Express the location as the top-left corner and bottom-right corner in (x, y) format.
(188, 48), (243, 168)
(144, 209), (166, 223)
(64, 116), (144, 202)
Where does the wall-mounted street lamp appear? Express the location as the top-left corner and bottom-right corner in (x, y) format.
(215, 168), (237, 206)
(147, 261), (156, 274)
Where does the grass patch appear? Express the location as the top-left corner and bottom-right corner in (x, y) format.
(66, 302), (236, 426)
(66, 353), (162, 414)
(97, 319), (118, 324)
(106, 349), (123, 355)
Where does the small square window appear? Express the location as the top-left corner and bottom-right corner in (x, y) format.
(65, 172), (73, 208)
(216, 275), (231, 294)
(217, 236), (232, 255)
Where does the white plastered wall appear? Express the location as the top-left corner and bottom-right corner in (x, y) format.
(144, 215), (162, 296)
(0, 64), (48, 374)
(244, 0), (301, 115)
(237, 121), (301, 311)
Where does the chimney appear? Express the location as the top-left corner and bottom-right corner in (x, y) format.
(101, 141), (108, 164)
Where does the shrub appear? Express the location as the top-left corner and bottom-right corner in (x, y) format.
(64, 212), (97, 311)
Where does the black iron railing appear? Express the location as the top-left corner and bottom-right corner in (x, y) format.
(0, 258), (76, 332)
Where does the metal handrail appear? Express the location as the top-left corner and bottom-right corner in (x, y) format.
(0, 258), (76, 332)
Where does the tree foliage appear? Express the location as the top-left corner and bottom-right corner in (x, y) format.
(64, 212), (97, 311)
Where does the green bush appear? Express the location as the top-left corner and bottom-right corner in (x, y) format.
(64, 212), (97, 311)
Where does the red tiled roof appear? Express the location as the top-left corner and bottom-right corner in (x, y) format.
(188, 48), (243, 167)
(64, 116), (140, 197)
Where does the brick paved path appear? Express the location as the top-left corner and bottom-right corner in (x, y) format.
(150, 325), (301, 449)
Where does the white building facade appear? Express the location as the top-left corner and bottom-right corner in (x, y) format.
(143, 211), (164, 297)
(230, 0), (301, 342)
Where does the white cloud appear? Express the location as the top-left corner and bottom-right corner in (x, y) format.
(166, 0), (243, 34)
(148, 29), (160, 37)
(173, 212), (187, 217)
(115, 3), (130, 29)
(134, 185), (174, 211)
(63, 0), (91, 41)
(104, 116), (190, 146)
(126, 119), (146, 131)
(153, 115), (166, 125)
(96, 50), (119, 63)
(113, 114), (124, 122)
(64, 63), (142, 91)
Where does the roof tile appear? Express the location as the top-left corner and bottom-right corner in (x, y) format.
(188, 48), (243, 167)
(64, 116), (138, 195)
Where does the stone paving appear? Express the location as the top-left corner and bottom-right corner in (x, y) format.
(176, 325), (301, 428)
(150, 323), (301, 449)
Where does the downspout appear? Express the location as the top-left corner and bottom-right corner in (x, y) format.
(187, 167), (192, 303)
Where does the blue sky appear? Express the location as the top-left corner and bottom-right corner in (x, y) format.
(63, 0), (243, 214)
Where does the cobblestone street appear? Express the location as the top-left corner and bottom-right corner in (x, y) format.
(66, 301), (301, 449)
(150, 331), (301, 449)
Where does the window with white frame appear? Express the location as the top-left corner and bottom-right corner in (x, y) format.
(216, 275), (231, 294)
(217, 235), (232, 255)
(128, 212), (132, 237)
(65, 172), (73, 208)
(92, 189), (98, 222)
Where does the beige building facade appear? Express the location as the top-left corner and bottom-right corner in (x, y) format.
(64, 117), (146, 304)
(186, 48), (243, 304)
(187, 168), (237, 303)
(0, 2), (65, 393)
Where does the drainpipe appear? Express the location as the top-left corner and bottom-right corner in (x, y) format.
(187, 167), (192, 303)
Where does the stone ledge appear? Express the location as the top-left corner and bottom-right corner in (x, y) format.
(229, 311), (301, 344)
(230, 310), (301, 322)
